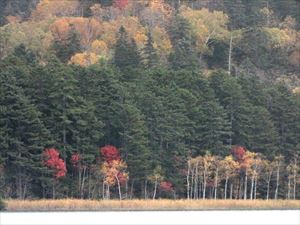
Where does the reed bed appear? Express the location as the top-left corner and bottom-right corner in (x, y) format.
(6, 199), (300, 211)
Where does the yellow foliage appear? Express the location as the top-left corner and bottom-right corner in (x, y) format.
(100, 16), (147, 48)
(292, 87), (300, 94)
(152, 26), (172, 56)
(50, 17), (102, 49)
(262, 27), (292, 48)
(69, 52), (99, 67)
(101, 160), (128, 186)
(91, 40), (109, 56)
(180, 6), (229, 53)
(0, 19), (54, 59)
(31, 0), (80, 20)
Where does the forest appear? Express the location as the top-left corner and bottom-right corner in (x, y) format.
(0, 0), (299, 203)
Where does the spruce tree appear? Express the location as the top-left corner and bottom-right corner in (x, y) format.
(142, 32), (158, 69)
(0, 72), (50, 198)
(114, 26), (141, 71)
(168, 15), (198, 70)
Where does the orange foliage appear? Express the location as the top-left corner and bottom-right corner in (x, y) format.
(69, 52), (99, 67)
(91, 40), (109, 56)
(6, 15), (21, 24)
(152, 26), (172, 56)
(50, 18), (102, 49)
(100, 16), (147, 48)
(31, 0), (80, 20)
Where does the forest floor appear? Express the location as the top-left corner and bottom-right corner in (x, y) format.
(5, 199), (300, 211)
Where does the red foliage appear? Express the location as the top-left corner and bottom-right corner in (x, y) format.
(117, 171), (128, 185)
(160, 181), (173, 192)
(100, 145), (121, 163)
(113, 0), (129, 9)
(71, 153), (81, 166)
(43, 148), (67, 179)
(231, 145), (246, 163)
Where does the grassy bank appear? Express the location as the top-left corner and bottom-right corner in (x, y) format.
(5, 199), (300, 211)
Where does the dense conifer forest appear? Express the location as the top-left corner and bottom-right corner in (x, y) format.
(0, 0), (299, 201)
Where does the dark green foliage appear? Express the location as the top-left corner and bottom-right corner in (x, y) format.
(168, 15), (198, 70)
(0, 70), (50, 198)
(142, 32), (158, 69)
(52, 24), (81, 63)
(114, 26), (141, 71)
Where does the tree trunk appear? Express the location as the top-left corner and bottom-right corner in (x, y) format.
(266, 172), (271, 200)
(203, 169), (207, 200)
(130, 180), (134, 199)
(224, 176), (228, 199)
(250, 173), (255, 200)
(80, 167), (87, 198)
(125, 180), (128, 199)
(153, 178), (158, 200)
(115, 175), (122, 200)
(244, 170), (248, 200)
(230, 183), (233, 199)
(214, 167), (218, 200)
(275, 164), (280, 200)
(190, 166), (194, 199)
(106, 185), (110, 200)
(102, 181), (105, 199)
(194, 162), (199, 199)
(287, 177), (291, 200)
(228, 32), (233, 76)
(52, 180), (56, 199)
(187, 161), (190, 200)
(254, 176), (257, 200)
(144, 180), (148, 199)
(293, 158), (297, 200)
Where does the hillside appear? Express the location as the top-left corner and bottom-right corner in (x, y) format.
(0, 0), (299, 202)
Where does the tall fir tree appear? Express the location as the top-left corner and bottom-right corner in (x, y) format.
(114, 26), (141, 72)
(168, 15), (198, 70)
(0, 72), (50, 198)
(142, 32), (158, 69)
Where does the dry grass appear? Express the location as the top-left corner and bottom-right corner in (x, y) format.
(5, 199), (300, 211)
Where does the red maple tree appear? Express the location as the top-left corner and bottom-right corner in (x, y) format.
(231, 145), (246, 163)
(113, 0), (129, 9)
(43, 148), (67, 178)
(100, 145), (121, 163)
(71, 153), (81, 167)
(160, 181), (173, 192)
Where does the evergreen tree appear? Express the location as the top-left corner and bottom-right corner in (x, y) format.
(168, 15), (198, 70)
(268, 83), (299, 158)
(142, 32), (158, 69)
(0, 72), (50, 198)
(53, 24), (81, 63)
(114, 26), (141, 71)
